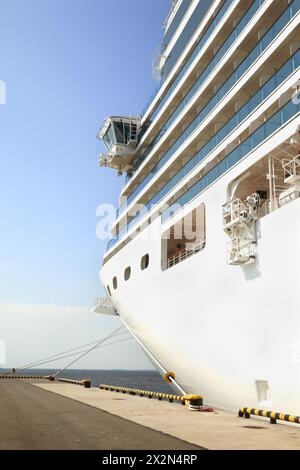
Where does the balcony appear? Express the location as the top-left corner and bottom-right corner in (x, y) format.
(114, 44), (300, 234)
(92, 298), (118, 316)
(119, 0), (291, 213)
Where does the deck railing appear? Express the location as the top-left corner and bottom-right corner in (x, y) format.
(165, 240), (206, 270)
(94, 297), (114, 309)
(283, 155), (300, 181)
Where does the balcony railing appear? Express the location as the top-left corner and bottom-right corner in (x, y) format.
(162, 0), (192, 53)
(93, 297), (118, 316)
(162, 99), (300, 223)
(121, 48), (300, 223)
(283, 154), (300, 182)
(133, 0), (256, 182)
(105, 1), (300, 254)
(119, 0), (291, 217)
(140, 0), (235, 120)
(112, 49), (300, 246)
(163, 240), (206, 270)
(106, 96), (300, 255)
(94, 297), (114, 309)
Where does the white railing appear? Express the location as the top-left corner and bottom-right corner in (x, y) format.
(163, 0), (180, 30)
(223, 198), (248, 230)
(165, 240), (206, 269)
(282, 155), (300, 182)
(94, 297), (114, 309)
(93, 297), (118, 316)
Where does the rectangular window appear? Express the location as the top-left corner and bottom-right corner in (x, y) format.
(161, 204), (206, 270)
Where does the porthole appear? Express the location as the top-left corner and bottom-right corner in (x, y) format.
(106, 285), (111, 297)
(124, 266), (131, 281)
(141, 254), (149, 270)
(113, 277), (118, 290)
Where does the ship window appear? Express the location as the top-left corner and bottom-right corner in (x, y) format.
(161, 204), (206, 271)
(103, 134), (110, 151)
(124, 267), (131, 281)
(124, 123), (130, 144)
(106, 285), (111, 297)
(114, 122), (125, 144)
(141, 254), (149, 270)
(106, 124), (116, 147)
(113, 122), (131, 145)
(112, 277), (118, 290)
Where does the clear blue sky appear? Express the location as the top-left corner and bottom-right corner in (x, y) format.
(0, 0), (170, 369)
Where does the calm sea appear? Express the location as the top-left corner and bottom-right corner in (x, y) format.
(0, 369), (176, 394)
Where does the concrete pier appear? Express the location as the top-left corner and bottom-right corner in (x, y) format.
(36, 382), (300, 450)
(0, 380), (201, 450)
(1, 379), (300, 450)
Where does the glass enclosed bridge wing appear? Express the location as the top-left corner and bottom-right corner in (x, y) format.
(97, 116), (141, 176)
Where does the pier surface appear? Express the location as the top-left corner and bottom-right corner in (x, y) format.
(36, 382), (300, 450)
(0, 380), (201, 450)
(2, 379), (300, 450)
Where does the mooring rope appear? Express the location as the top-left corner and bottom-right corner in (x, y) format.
(51, 324), (126, 378)
(5, 326), (129, 376)
(16, 339), (107, 371)
(15, 329), (128, 372)
(120, 317), (187, 395)
(20, 336), (133, 371)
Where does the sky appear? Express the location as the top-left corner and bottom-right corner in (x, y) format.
(0, 0), (170, 369)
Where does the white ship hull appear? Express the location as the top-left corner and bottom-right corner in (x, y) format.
(97, 0), (300, 415)
(100, 121), (300, 415)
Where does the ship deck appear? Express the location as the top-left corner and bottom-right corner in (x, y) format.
(2, 379), (300, 450)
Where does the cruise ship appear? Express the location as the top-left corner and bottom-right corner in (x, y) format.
(95, 0), (300, 414)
